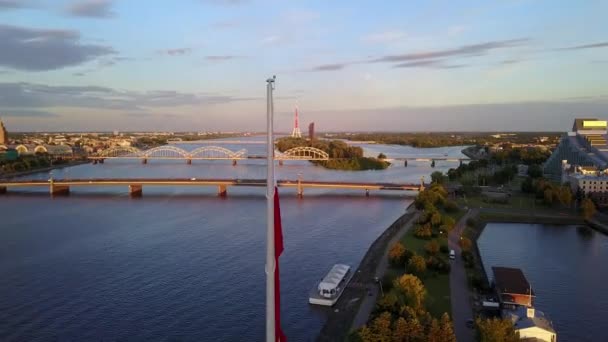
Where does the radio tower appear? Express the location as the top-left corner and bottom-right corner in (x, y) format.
(291, 106), (302, 138)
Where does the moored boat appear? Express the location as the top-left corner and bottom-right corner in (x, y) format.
(309, 264), (353, 306)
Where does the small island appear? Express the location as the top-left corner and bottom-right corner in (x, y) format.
(276, 137), (389, 171)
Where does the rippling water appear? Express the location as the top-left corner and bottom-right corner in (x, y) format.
(478, 223), (608, 342)
(0, 137), (466, 341)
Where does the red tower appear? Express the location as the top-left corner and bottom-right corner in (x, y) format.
(291, 107), (302, 138)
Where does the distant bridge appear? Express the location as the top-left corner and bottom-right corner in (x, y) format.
(0, 178), (425, 197)
(91, 146), (329, 164)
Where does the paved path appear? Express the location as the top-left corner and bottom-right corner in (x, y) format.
(350, 209), (419, 330)
(449, 209), (476, 342)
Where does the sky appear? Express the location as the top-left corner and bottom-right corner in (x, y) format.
(0, 0), (607, 132)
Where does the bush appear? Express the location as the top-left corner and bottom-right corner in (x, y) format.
(461, 250), (475, 268)
(459, 237), (473, 251)
(426, 256), (451, 274)
(465, 217), (477, 227)
(443, 200), (459, 212)
(389, 242), (406, 266)
(414, 224), (433, 239)
(408, 255), (427, 275)
(440, 244), (449, 254)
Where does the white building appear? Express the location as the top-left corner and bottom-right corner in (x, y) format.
(507, 306), (556, 342)
(567, 166), (608, 207)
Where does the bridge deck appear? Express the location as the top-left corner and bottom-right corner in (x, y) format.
(0, 178), (422, 191)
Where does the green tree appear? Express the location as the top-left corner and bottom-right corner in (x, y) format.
(377, 153), (387, 159)
(408, 255), (427, 275)
(393, 274), (426, 310)
(581, 198), (597, 220)
(557, 186), (573, 207)
(424, 239), (440, 255)
(431, 171), (446, 185)
(476, 317), (520, 342)
(430, 212), (442, 227)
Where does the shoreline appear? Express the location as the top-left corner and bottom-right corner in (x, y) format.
(316, 205), (419, 341)
(0, 160), (90, 179)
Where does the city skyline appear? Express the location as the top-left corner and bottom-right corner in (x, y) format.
(1, 0), (607, 131)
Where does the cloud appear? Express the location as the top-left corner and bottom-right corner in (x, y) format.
(0, 109), (60, 117)
(309, 63), (348, 72)
(261, 35), (282, 45)
(307, 38), (528, 72)
(204, 55), (240, 61)
(0, 24), (115, 71)
(0, 0), (27, 10)
(160, 48), (193, 56)
(447, 25), (467, 37)
(283, 9), (320, 24)
(559, 41), (608, 50)
(371, 38), (529, 63)
(210, 19), (239, 29)
(67, 0), (115, 18)
(201, 0), (248, 5)
(0, 82), (260, 111)
(361, 30), (406, 44)
(393, 60), (441, 68)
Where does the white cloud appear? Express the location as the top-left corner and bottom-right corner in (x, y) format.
(447, 25), (467, 37)
(361, 30), (407, 44)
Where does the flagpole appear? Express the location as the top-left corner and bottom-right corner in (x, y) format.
(266, 75), (276, 342)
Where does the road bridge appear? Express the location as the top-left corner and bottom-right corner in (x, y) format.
(0, 178), (425, 197)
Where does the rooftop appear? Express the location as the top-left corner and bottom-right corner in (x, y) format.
(492, 267), (534, 296)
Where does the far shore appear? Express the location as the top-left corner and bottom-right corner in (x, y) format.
(0, 160), (90, 179)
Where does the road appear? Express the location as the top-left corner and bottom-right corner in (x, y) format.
(449, 209), (476, 342)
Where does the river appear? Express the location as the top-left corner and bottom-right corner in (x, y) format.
(478, 223), (608, 342)
(0, 137), (465, 341)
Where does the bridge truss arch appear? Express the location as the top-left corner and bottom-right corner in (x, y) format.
(189, 146), (247, 160)
(96, 146), (142, 158)
(142, 146), (190, 159)
(278, 146), (329, 160)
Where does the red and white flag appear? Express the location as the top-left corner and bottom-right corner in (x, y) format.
(273, 187), (286, 342)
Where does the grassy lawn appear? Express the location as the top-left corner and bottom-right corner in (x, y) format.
(395, 208), (462, 318)
(423, 273), (451, 317)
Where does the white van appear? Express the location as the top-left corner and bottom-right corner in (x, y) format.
(449, 250), (456, 260)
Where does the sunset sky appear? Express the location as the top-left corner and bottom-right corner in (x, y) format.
(1, 0), (607, 132)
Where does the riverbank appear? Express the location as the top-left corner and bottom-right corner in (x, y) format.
(0, 160), (90, 179)
(317, 206), (418, 341)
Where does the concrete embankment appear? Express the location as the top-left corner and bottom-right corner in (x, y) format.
(316, 207), (417, 342)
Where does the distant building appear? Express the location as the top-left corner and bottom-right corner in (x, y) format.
(308, 122), (315, 141)
(0, 119), (7, 145)
(566, 166), (608, 207)
(544, 118), (608, 180)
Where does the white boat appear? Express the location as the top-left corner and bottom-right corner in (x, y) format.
(309, 264), (353, 306)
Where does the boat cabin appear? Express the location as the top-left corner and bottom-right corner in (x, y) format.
(318, 264), (350, 298)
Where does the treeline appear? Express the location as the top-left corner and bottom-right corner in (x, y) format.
(490, 146), (551, 165)
(276, 137), (389, 170)
(0, 156), (67, 175)
(328, 132), (561, 148)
